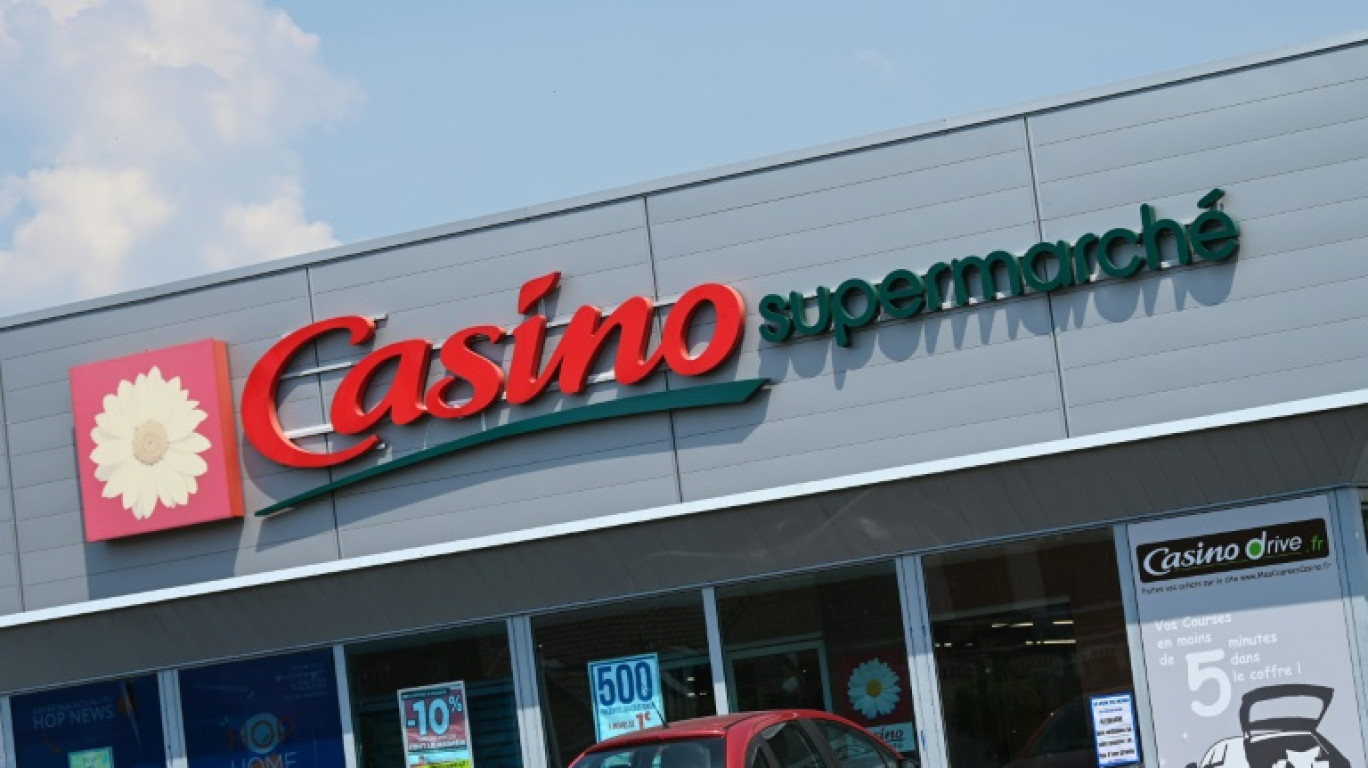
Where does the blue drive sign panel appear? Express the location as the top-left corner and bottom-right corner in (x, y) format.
(1089, 693), (1139, 767)
(588, 653), (665, 742)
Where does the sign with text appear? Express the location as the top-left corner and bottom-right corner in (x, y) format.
(588, 653), (664, 742)
(66, 748), (113, 768)
(179, 649), (345, 768)
(832, 650), (916, 754)
(10, 676), (165, 768)
(1089, 694), (1138, 767)
(398, 681), (474, 768)
(1129, 496), (1365, 768)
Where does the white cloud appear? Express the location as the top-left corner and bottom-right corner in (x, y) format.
(855, 49), (899, 84)
(206, 176), (336, 271)
(0, 0), (361, 317)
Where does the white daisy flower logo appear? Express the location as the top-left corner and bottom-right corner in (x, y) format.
(847, 658), (902, 719)
(88, 366), (211, 520)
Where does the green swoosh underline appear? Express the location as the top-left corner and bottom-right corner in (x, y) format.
(255, 377), (769, 518)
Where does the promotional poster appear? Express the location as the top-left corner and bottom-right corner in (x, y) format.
(179, 649), (345, 768)
(1129, 497), (1367, 768)
(397, 681), (474, 768)
(831, 648), (916, 753)
(66, 748), (113, 768)
(1089, 693), (1139, 767)
(9, 676), (165, 768)
(587, 653), (664, 742)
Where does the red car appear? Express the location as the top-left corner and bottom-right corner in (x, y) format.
(569, 710), (915, 768)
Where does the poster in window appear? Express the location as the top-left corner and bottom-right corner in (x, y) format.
(398, 681), (475, 768)
(66, 748), (113, 768)
(1128, 496), (1367, 768)
(587, 653), (664, 741)
(831, 648), (916, 753)
(179, 649), (346, 768)
(10, 676), (164, 768)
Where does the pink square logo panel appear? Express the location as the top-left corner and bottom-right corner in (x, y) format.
(69, 339), (244, 542)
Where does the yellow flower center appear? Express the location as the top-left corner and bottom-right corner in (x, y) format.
(865, 679), (883, 698)
(132, 420), (169, 466)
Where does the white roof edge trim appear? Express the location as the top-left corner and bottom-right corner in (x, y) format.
(3, 385), (1367, 631)
(2, 29), (1366, 331)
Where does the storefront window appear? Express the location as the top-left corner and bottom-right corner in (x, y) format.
(715, 563), (918, 760)
(923, 529), (1134, 768)
(346, 622), (519, 768)
(10, 675), (164, 768)
(533, 592), (715, 768)
(179, 649), (345, 768)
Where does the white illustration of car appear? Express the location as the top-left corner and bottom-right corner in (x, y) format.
(1188, 685), (1347, 768)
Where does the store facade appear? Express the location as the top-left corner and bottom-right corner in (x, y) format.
(2, 31), (1368, 768)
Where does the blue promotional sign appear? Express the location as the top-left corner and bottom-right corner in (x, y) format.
(588, 653), (664, 742)
(1089, 693), (1140, 767)
(10, 676), (164, 768)
(179, 649), (345, 768)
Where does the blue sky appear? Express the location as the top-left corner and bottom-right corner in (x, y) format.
(1, 0), (1365, 318)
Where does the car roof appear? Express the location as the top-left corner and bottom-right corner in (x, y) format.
(580, 710), (836, 752)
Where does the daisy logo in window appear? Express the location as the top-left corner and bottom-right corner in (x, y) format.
(847, 658), (903, 719)
(70, 339), (244, 541)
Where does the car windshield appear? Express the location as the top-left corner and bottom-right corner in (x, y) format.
(575, 737), (726, 768)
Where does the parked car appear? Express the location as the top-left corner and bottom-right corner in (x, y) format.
(1004, 689), (1138, 768)
(569, 710), (916, 768)
(1189, 685), (1349, 768)
(1004, 695), (1097, 768)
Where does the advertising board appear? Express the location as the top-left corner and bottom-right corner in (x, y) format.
(1129, 496), (1366, 768)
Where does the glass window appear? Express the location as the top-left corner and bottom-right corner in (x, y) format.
(812, 720), (896, 768)
(762, 722), (828, 768)
(923, 529), (1134, 768)
(534, 592), (716, 768)
(10, 675), (164, 768)
(346, 622), (520, 768)
(179, 649), (345, 768)
(717, 563), (917, 759)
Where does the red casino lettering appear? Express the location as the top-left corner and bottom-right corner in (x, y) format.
(242, 273), (747, 468)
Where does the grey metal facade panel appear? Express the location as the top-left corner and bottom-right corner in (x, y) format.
(1027, 45), (1368, 146)
(337, 470), (678, 558)
(1037, 118), (1366, 225)
(677, 410), (1065, 500)
(649, 149), (1029, 262)
(314, 386), (681, 556)
(647, 121), (1026, 225)
(640, 119), (1066, 500)
(307, 201), (646, 294)
(4, 402), (1367, 694)
(652, 186), (1038, 301)
(668, 294), (1066, 499)
(1034, 44), (1368, 437)
(0, 367), (18, 615)
(1032, 75), (1368, 185)
(21, 529), (341, 611)
(0, 587), (19, 616)
(19, 518), (341, 610)
(331, 413), (678, 534)
(0, 271), (340, 610)
(648, 124), (1034, 296)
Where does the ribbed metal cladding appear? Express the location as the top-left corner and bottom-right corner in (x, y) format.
(2, 403), (1367, 694)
